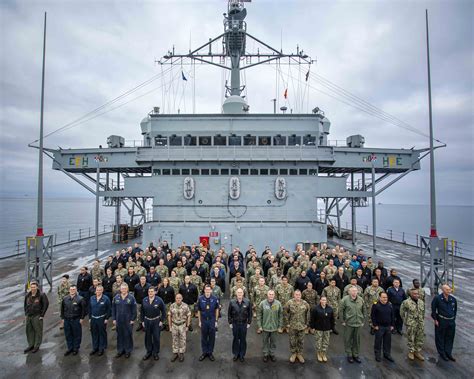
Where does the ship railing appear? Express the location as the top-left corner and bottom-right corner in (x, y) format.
(124, 139), (145, 147)
(339, 221), (474, 261)
(326, 140), (347, 147)
(0, 224), (115, 260)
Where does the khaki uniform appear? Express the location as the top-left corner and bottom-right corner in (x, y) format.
(285, 299), (310, 355)
(156, 265), (169, 279)
(169, 302), (191, 354)
(322, 286), (341, 319)
(400, 298), (425, 353)
(363, 286), (384, 328)
(302, 288), (319, 309)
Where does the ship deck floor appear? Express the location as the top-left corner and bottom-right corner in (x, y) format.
(0, 232), (472, 378)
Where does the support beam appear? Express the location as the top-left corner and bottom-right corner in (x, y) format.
(371, 164), (377, 256)
(95, 166), (100, 255)
(351, 173), (356, 245)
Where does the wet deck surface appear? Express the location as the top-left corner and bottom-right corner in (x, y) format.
(0, 233), (472, 378)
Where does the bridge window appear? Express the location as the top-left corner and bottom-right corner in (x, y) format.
(229, 135), (242, 146)
(270, 168), (278, 175)
(214, 135), (227, 146)
(152, 169), (161, 175)
(289, 169), (298, 175)
(299, 169), (308, 175)
(244, 135), (256, 146)
(303, 135), (316, 146)
(260, 168), (269, 175)
(199, 136), (212, 146)
(221, 168), (229, 175)
(240, 168), (249, 175)
(211, 169), (219, 175)
(230, 168), (239, 175)
(169, 135), (182, 146)
(172, 169), (180, 175)
(162, 169), (171, 175)
(201, 169), (209, 175)
(309, 169), (318, 175)
(192, 168), (199, 175)
(273, 135), (286, 146)
(155, 136), (168, 146)
(182, 169), (190, 175)
(184, 135), (197, 146)
(279, 168), (288, 175)
(288, 135), (301, 146)
(250, 169), (259, 175)
(258, 136), (271, 146)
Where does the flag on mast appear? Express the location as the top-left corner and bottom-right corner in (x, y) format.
(283, 88), (288, 99)
(305, 70), (310, 82)
(181, 71), (188, 81)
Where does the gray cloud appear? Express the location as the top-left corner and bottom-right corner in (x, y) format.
(0, 0), (472, 205)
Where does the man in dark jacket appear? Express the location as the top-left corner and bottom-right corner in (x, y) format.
(385, 269), (403, 289)
(294, 270), (311, 292)
(124, 267), (140, 292)
(387, 279), (406, 335)
(24, 281), (49, 353)
(334, 267), (349, 293)
(76, 267), (92, 315)
(61, 284), (86, 355)
(309, 296), (335, 362)
(306, 263), (320, 288)
(314, 272), (329, 296)
(134, 276), (151, 331)
(179, 276), (199, 328)
(228, 287), (252, 362)
(371, 292), (395, 362)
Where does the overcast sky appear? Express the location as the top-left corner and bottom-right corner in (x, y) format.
(0, 0), (472, 206)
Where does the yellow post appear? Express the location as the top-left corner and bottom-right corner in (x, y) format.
(451, 240), (455, 293)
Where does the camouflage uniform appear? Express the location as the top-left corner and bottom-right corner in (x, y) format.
(297, 256), (310, 272)
(400, 298), (425, 353)
(91, 266), (104, 281)
(57, 280), (70, 307)
(268, 274), (281, 290)
(279, 256), (289, 271)
(112, 281), (122, 297)
(252, 285), (269, 311)
(126, 261), (136, 270)
(363, 285), (385, 328)
(287, 266), (302, 287)
(285, 299), (310, 355)
(342, 265), (353, 279)
(190, 274), (203, 293)
(275, 283), (294, 329)
(248, 275), (262, 296)
(323, 265), (337, 280)
(302, 288), (319, 309)
(316, 257), (328, 271)
(169, 302), (191, 354)
(211, 285), (223, 301)
(156, 265), (169, 279)
(169, 276), (182, 296)
(135, 265), (147, 278)
(322, 286), (341, 319)
(114, 267), (127, 277)
(173, 267), (187, 282)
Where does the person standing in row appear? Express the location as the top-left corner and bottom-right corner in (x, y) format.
(400, 289), (425, 361)
(169, 293), (192, 362)
(24, 281), (49, 354)
(57, 275), (70, 330)
(141, 286), (166, 361)
(89, 285), (111, 356)
(76, 267), (92, 316)
(309, 296), (335, 363)
(257, 290), (283, 362)
(228, 288), (252, 362)
(112, 283), (137, 358)
(431, 284), (457, 362)
(387, 279), (406, 335)
(371, 292), (395, 362)
(340, 286), (366, 364)
(61, 285), (86, 356)
(197, 284), (220, 361)
(285, 290), (310, 363)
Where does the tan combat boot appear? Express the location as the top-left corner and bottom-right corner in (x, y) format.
(277, 328), (283, 334)
(322, 352), (328, 362)
(289, 354), (296, 363)
(414, 351), (425, 361)
(296, 354), (305, 363)
(408, 352), (415, 360)
(317, 352), (322, 362)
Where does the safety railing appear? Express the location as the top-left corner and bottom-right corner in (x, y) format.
(0, 224), (115, 260)
(337, 221), (474, 261)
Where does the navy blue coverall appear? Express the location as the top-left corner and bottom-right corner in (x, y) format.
(141, 295), (166, 355)
(197, 294), (220, 356)
(112, 294), (137, 354)
(90, 294), (111, 352)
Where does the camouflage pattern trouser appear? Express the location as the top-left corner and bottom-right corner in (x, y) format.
(315, 330), (330, 353)
(163, 304), (171, 328)
(289, 328), (305, 354)
(328, 303), (339, 319)
(343, 325), (361, 357)
(171, 323), (187, 353)
(406, 324), (424, 352)
(367, 306), (374, 328)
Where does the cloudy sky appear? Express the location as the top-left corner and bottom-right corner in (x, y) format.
(0, 0), (472, 206)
